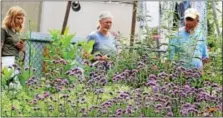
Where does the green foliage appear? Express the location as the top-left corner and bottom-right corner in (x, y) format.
(1, 67), (14, 88)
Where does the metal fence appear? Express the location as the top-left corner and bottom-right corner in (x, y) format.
(24, 32), (52, 77)
(23, 32), (83, 77)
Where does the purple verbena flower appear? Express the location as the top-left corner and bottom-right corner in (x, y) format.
(180, 109), (188, 116)
(62, 79), (69, 85)
(152, 86), (159, 92)
(167, 112), (173, 117)
(35, 94), (43, 100)
(116, 109), (122, 113)
(193, 73), (200, 78)
(43, 92), (50, 98)
(155, 104), (162, 110)
(166, 106), (172, 112)
(148, 74), (157, 80)
(145, 80), (157, 86)
(56, 86), (62, 91)
(211, 83), (218, 88)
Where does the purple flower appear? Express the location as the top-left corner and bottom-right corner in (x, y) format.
(152, 86), (159, 92)
(155, 104), (162, 110)
(99, 78), (107, 85)
(116, 109), (122, 113)
(102, 101), (112, 108)
(43, 92), (50, 98)
(193, 73), (200, 78)
(204, 81), (211, 85)
(176, 66), (183, 72)
(211, 83), (218, 88)
(166, 106), (172, 112)
(116, 112), (121, 116)
(182, 103), (191, 108)
(101, 109), (108, 114)
(181, 109), (188, 116)
(76, 70), (83, 75)
(145, 80), (156, 86)
(127, 104), (133, 109)
(87, 79), (94, 85)
(119, 92), (130, 99)
(56, 86), (62, 91)
(62, 79), (69, 85)
(36, 94), (43, 100)
(216, 87), (222, 93)
(167, 112), (173, 117)
(187, 107), (197, 113)
(186, 69), (193, 73)
(125, 108), (132, 114)
(180, 92), (187, 97)
(158, 72), (168, 79)
(148, 74), (157, 80)
(184, 84), (191, 90)
(160, 87), (168, 93)
(94, 88), (104, 95)
(89, 72), (95, 77)
(112, 76), (118, 81)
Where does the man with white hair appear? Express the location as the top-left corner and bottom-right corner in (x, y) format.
(169, 8), (209, 70)
(87, 11), (119, 60)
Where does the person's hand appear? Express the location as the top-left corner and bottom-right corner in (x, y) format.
(94, 55), (109, 61)
(202, 58), (209, 64)
(100, 55), (108, 61)
(16, 41), (24, 51)
(83, 50), (91, 59)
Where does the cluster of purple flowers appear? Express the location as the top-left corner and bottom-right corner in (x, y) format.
(112, 69), (138, 82)
(52, 59), (67, 65)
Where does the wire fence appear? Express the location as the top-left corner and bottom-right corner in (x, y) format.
(24, 32), (52, 77)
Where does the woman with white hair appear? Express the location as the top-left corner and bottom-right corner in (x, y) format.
(87, 11), (120, 60)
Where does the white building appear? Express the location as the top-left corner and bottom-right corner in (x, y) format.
(40, 1), (160, 40)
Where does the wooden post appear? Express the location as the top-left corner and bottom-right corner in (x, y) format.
(130, 1), (138, 52)
(61, 1), (72, 35)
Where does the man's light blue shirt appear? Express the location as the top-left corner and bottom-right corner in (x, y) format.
(169, 26), (209, 68)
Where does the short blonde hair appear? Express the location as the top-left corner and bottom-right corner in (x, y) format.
(2, 6), (26, 32)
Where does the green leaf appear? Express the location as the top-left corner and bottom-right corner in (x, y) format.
(62, 34), (75, 48)
(18, 70), (32, 87)
(87, 40), (95, 54)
